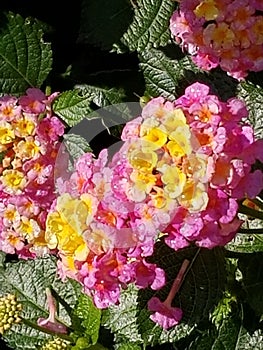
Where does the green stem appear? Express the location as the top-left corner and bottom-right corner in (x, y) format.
(238, 228), (263, 234)
(238, 204), (263, 220)
(21, 317), (73, 342)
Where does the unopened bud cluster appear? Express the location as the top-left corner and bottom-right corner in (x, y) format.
(41, 337), (71, 350)
(0, 293), (22, 334)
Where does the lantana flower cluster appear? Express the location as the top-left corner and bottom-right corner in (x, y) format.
(170, 0), (263, 80)
(46, 82), (263, 319)
(0, 88), (65, 258)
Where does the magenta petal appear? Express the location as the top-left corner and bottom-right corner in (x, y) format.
(148, 297), (183, 330)
(37, 318), (67, 334)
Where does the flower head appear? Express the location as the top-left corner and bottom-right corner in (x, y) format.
(0, 89), (65, 258)
(170, 0), (263, 79)
(44, 82), (262, 314)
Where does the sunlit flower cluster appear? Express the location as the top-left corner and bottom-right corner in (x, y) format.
(46, 82), (263, 317)
(170, 0), (263, 79)
(117, 82), (263, 249)
(45, 148), (165, 309)
(0, 88), (65, 258)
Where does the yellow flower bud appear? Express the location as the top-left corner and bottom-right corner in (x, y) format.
(41, 337), (71, 350)
(0, 294), (22, 334)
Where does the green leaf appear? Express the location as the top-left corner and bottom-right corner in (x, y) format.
(226, 216), (263, 253)
(78, 0), (133, 50)
(139, 49), (238, 101)
(191, 307), (263, 350)
(53, 90), (94, 127)
(0, 251), (5, 268)
(102, 243), (226, 347)
(0, 12), (52, 95)
(237, 81), (263, 139)
(139, 49), (200, 101)
(238, 253), (263, 317)
(0, 257), (80, 350)
(73, 84), (134, 128)
(115, 343), (142, 350)
(210, 291), (236, 329)
(71, 293), (101, 346)
(75, 84), (126, 108)
(114, 0), (176, 53)
(63, 133), (92, 161)
(225, 233), (263, 253)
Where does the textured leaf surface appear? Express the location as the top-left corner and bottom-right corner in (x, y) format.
(102, 243), (226, 347)
(0, 257), (80, 350)
(115, 0), (175, 52)
(139, 49), (238, 101)
(0, 12), (52, 95)
(78, 0), (133, 50)
(237, 82), (263, 139)
(190, 308), (263, 350)
(226, 215), (263, 253)
(73, 84), (135, 128)
(0, 251), (5, 267)
(139, 49), (198, 101)
(63, 133), (92, 161)
(226, 233), (263, 253)
(115, 343), (142, 350)
(74, 84), (126, 108)
(53, 90), (94, 127)
(71, 293), (101, 345)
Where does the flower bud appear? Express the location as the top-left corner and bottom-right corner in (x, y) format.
(41, 337), (71, 350)
(0, 294), (22, 334)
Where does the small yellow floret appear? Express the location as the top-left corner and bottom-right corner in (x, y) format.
(0, 121), (15, 144)
(1, 169), (26, 193)
(129, 148), (158, 171)
(142, 127), (167, 149)
(194, 0), (219, 20)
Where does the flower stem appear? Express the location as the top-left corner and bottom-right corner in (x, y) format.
(165, 259), (190, 305)
(238, 204), (263, 220)
(50, 287), (73, 317)
(165, 247), (202, 305)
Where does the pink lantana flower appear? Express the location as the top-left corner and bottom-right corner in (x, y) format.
(44, 81), (262, 315)
(0, 88), (65, 258)
(170, 0), (263, 79)
(19, 88), (47, 114)
(148, 259), (189, 329)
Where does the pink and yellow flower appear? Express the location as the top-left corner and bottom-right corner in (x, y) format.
(170, 0), (263, 79)
(0, 88), (65, 258)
